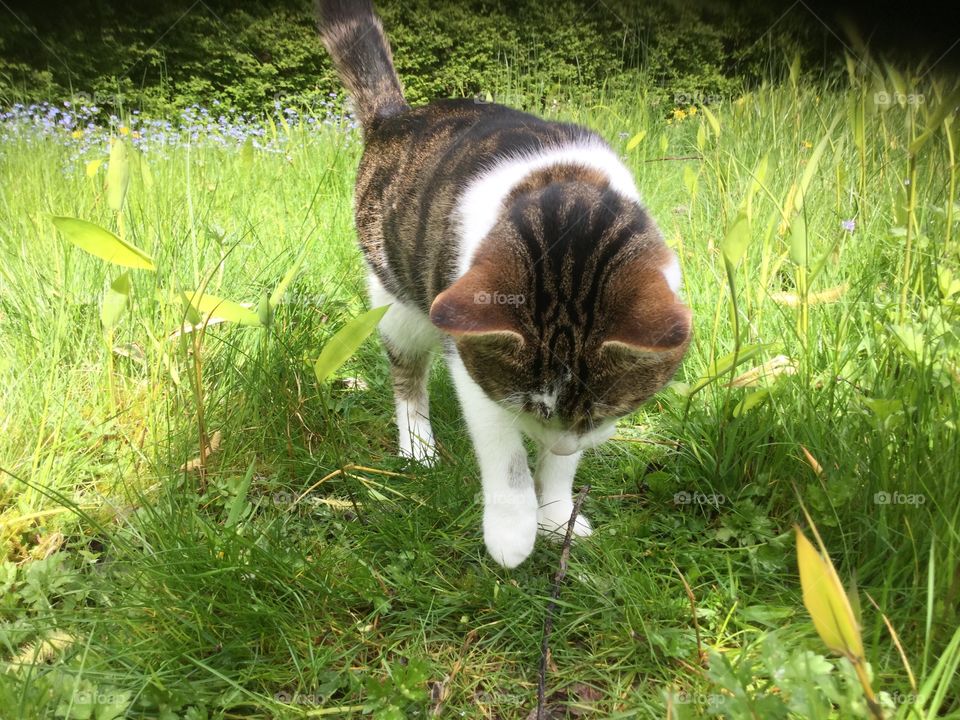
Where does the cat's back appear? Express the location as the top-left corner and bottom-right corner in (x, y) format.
(355, 99), (599, 307)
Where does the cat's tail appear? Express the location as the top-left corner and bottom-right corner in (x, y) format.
(314, 0), (408, 131)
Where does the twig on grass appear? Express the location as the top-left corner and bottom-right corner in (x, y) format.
(536, 484), (590, 720)
(672, 561), (706, 665)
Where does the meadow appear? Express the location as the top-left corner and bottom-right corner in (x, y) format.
(1, 60), (958, 718)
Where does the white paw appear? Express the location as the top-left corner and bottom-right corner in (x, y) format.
(537, 500), (593, 543)
(483, 492), (538, 568)
(400, 436), (438, 466)
(398, 425), (438, 466)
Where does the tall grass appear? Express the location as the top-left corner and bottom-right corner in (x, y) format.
(0, 57), (957, 718)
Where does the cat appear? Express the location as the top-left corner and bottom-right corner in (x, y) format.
(316, 0), (691, 568)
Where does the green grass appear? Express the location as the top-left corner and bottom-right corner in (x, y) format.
(1, 65), (959, 719)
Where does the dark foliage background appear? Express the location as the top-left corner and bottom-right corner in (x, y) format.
(0, 0), (956, 114)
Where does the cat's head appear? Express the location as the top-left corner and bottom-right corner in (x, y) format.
(430, 172), (691, 454)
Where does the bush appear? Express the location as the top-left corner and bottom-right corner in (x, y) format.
(0, 0), (818, 116)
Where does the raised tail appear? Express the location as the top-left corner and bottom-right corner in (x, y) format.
(315, 0), (408, 131)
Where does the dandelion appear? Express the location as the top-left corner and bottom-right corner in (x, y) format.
(841, 219), (856, 233)
(119, 126), (130, 136)
(672, 108), (687, 121)
(71, 129), (83, 139)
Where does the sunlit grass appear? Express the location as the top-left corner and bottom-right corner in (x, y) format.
(0, 60), (958, 718)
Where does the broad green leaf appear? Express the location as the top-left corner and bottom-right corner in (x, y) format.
(314, 305), (390, 384)
(890, 323), (926, 361)
(789, 52), (801, 86)
(258, 293), (272, 327)
(860, 397), (903, 422)
(844, 53), (858, 87)
(269, 240), (313, 308)
(749, 154), (769, 199)
(721, 210), (750, 266)
(52, 216), (156, 270)
(182, 291), (261, 326)
(225, 460), (256, 529)
(884, 62), (907, 105)
(625, 130), (646, 151)
(938, 268), (960, 299)
(733, 387), (771, 417)
(690, 343), (767, 394)
(181, 294), (202, 326)
(910, 86), (960, 155)
(106, 137), (131, 212)
(100, 271), (131, 329)
(701, 105), (721, 137)
(796, 115), (839, 212)
(788, 213), (808, 266)
(796, 527), (864, 660)
(682, 164), (698, 198)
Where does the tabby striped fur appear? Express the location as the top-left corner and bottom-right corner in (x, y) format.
(316, 0), (692, 567)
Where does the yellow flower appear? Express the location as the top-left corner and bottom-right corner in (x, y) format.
(131, 131), (141, 139)
(688, 105), (698, 115)
(801, 140), (813, 149)
(119, 126), (130, 136)
(672, 108), (687, 121)
(71, 129), (83, 139)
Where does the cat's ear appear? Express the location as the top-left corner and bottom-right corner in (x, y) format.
(429, 264), (523, 339)
(602, 264), (692, 353)
(602, 301), (692, 353)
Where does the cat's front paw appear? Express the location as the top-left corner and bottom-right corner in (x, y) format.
(537, 500), (593, 542)
(399, 436), (438, 466)
(398, 423), (438, 466)
(483, 494), (538, 568)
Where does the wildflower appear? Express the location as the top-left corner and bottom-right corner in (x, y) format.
(672, 108), (687, 121)
(71, 129), (83, 139)
(688, 105), (697, 115)
(841, 219), (856, 233)
(131, 131), (141, 139)
(119, 126), (130, 136)
(801, 140), (813, 149)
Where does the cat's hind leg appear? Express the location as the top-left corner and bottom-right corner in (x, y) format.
(368, 273), (440, 464)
